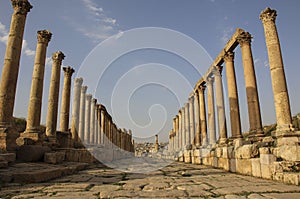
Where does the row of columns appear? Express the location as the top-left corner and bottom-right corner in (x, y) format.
(169, 7), (294, 152)
(0, 0), (134, 152)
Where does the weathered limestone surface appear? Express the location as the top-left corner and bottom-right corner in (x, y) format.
(45, 51), (65, 140)
(71, 77), (83, 143)
(78, 86), (87, 142)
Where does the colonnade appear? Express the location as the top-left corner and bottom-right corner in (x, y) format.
(0, 0), (134, 152)
(169, 7), (294, 153)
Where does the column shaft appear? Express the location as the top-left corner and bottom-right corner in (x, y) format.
(260, 8), (293, 132)
(71, 78), (83, 142)
(207, 77), (216, 145)
(199, 85), (208, 146)
(224, 52), (242, 138)
(90, 98), (96, 144)
(60, 66), (74, 132)
(78, 86), (87, 141)
(189, 95), (195, 146)
(46, 51), (65, 139)
(84, 94), (92, 143)
(184, 103), (190, 148)
(194, 90), (201, 147)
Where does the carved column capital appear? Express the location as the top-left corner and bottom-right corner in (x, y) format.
(199, 84), (206, 92)
(223, 51), (234, 62)
(206, 76), (214, 84)
(92, 98), (97, 104)
(81, 85), (87, 93)
(63, 66), (75, 77)
(237, 31), (252, 47)
(74, 77), (83, 85)
(260, 7), (277, 24)
(37, 30), (52, 44)
(11, 0), (32, 15)
(52, 51), (65, 63)
(86, 94), (92, 101)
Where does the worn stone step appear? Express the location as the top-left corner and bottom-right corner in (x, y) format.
(0, 162), (88, 183)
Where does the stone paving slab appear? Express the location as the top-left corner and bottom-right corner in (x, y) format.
(1, 161), (300, 198)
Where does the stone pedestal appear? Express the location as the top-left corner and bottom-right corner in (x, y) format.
(45, 51), (65, 143)
(0, 0), (32, 151)
(22, 30), (51, 142)
(260, 7), (293, 132)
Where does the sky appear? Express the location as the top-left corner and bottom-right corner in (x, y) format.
(0, 0), (299, 143)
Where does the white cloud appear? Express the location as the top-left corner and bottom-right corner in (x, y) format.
(220, 26), (234, 45)
(64, 0), (119, 43)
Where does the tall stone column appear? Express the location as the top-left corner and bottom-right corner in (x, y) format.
(260, 8), (293, 132)
(184, 103), (190, 148)
(177, 110), (182, 151)
(176, 115), (179, 150)
(84, 94), (92, 144)
(155, 134), (159, 151)
(189, 94), (195, 146)
(237, 31), (263, 135)
(213, 66), (227, 144)
(71, 78), (83, 143)
(181, 107), (186, 150)
(199, 85), (208, 146)
(223, 52), (242, 138)
(59, 66), (75, 132)
(95, 105), (99, 145)
(100, 106), (106, 145)
(90, 98), (96, 144)
(0, 0), (32, 150)
(96, 105), (101, 144)
(0, 0), (32, 128)
(78, 86), (87, 142)
(206, 77), (216, 145)
(194, 90), (201, 147)
(22, 30), (52, 140)
(46, 51), (65, 141)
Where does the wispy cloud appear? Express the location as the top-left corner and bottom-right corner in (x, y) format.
(220, 26), (234, 45)
(64, 0), (119, 43)
(0, 21), (35, 57)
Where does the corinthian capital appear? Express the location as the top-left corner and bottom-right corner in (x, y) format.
(260, 7), (277, 23)
(63, 66), (75, 77)
(52, 51), (65, 62)
(37, 30), (52, 44)
(11, 0), (32, 15)
(223, 51), (234, 62)
(237, 31), (252, 47)
(74, 77), (83, 86)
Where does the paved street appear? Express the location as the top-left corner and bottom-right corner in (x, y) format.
(1, 161), (300, 199)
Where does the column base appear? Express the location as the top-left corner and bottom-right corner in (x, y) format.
(18, 129), (45, 145)
(276, 123), (295, 133)
(218, 138), (228, 145)
(0, 126), (20, 151)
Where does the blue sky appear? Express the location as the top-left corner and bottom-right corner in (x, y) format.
(0, 0), (299, 142)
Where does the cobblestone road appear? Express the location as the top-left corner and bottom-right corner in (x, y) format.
(1, 161), (300, 199)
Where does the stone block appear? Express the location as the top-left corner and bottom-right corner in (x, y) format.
(16, 145), (51, 162)
(260, 154), (276, 165)
(218, 157), (229, 171)
(273, 172), (284, 182)
(213, 157), (218, 167)
(236, 159), (252, 175)
(0, 153), (16, 163)
(227, 146), (235, 159)
(44, 152), (65, 164)
(184, 150), (191, 163)
(259, 147), (270, 154)
(193, 149), (201, 157)
(229, 158), (236, 172)
(193, 156), (201, 164)
(283, 173), (300, 185)
(222, 147), (229, 158)
(200, 148), (211, 158)
(0, 160), (8, 168)
(261, 164), (272, 179)
(233, 138), (243, 149)
(235, 144), (258, 159)
(215, 147), (223, 158)
(273, 145), (300, 161)
(251, 158), (261, 178)
(276, 136), (299, 146)
(202, 157), (212, 166)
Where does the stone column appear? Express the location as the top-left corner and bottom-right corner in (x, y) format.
(223, 52), (242, 138)
(0, 0), (32, 128)
(71, 78), (83, 143)
(194, 90), (201, 147)
(0, 0), (32, 150)
(96, 105), (101, 144)
(189, 94), (195, 146)
(90, 98), (96, 144)
(46, 51), (65, 140)
(95, 105), (99, 145)
(84, 94), (92, 144)
(206, 76), (216, 145)
(184, 103), (190, 148)
(60, 66), (75, 132)
(199, 85), (208, 146)
(260, 7), (293, 132)
(177, 111), (182, 151)
(181, 107), (186, 150)
(100, 106), (106, 145)
(23, 30), (52, 140)
(176, 115), (179, 150)
(213, 66), (227, 144)
(78, 86), (87, 141)
(155, 134), (159, 151)
(237, 31), (263, 135)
